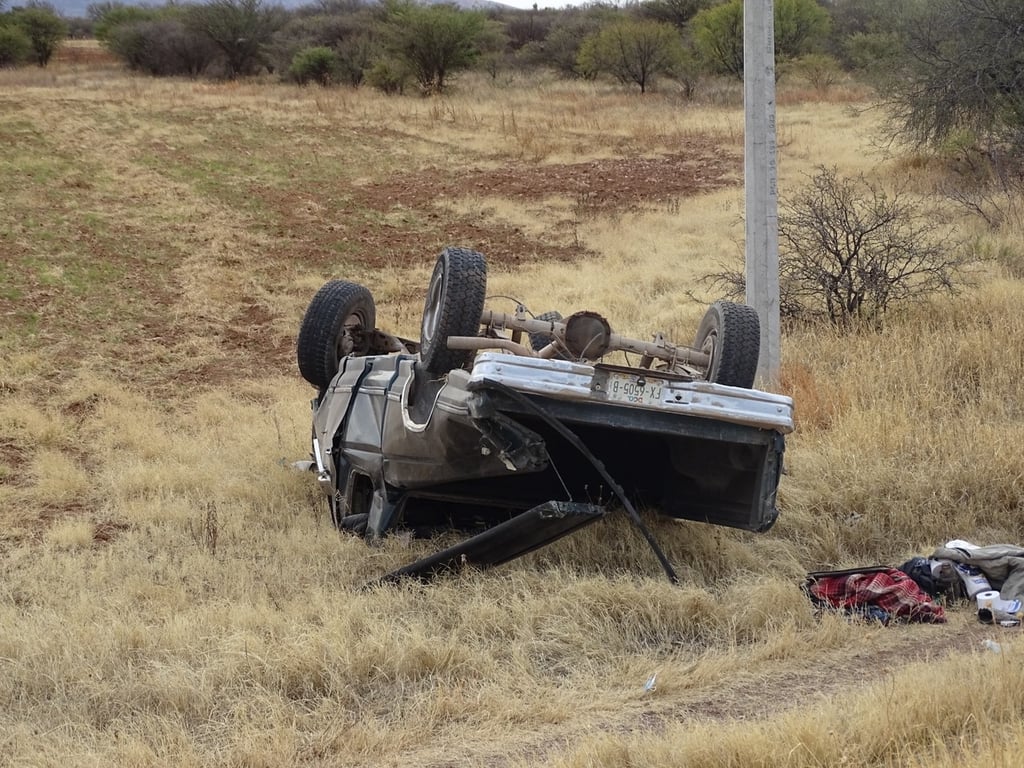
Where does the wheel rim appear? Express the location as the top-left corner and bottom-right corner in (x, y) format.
(422, 266), (444, 345)
(335, 310), (367, 359)
(700, 329), (718, 379)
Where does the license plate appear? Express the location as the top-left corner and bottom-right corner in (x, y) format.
(605, 372), (664, 406)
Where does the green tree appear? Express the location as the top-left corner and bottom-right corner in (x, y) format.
(517, 7), (615, 78)
(105, 21), (148, 70)
(691, 0), (742, 78)
(879, 0), (1024, 155)
(186, 0), (287, 78)
(383, 1), (485, 93)
(89, 2), (161, 44)
(774, 0), (830, 62)
(825, 0), (891, 38)
(0, 24), (32, 67)
(475, 18), (510, 80)
(107, 19), (219, 77)
(823, 0), (901, 71)
(290, 45), (339, 85)
(637, 0), (714, 31)
(9, 6), (67, 67)
(692, 0), (830, 79)
(335, 32), (378, 86)
(365, 56), (410, 94)
(267, 8), (380, 85)
(577, 19), (685, 93)
(504, 7), (552, 51)
(841, 30), (900, 79)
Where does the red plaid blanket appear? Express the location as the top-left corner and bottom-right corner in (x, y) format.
(806, 568), (946, 623)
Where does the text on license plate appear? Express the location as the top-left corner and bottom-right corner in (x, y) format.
(605, 373), (664, 406)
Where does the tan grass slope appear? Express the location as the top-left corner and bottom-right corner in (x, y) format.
(1, 58), (1023, 767)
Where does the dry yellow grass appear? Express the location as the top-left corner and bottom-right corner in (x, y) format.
(2, 57), (1024, 767)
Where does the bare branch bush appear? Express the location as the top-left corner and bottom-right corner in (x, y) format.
(938, 144), (1024, 232)
(696, 166), (977, 331)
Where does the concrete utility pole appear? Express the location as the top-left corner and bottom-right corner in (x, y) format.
(743, 0), (781, 385)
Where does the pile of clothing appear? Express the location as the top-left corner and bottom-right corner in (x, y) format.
(804, 565), (947, 624)
(922, 539), (1024, 624)
(804, 539), (1024, 626)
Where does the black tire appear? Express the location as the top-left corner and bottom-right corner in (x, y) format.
(420, 247), (487, 374)
(297, 280), (376, 390)
(529, 310), (563, 352)
(694, 301), (760, 388)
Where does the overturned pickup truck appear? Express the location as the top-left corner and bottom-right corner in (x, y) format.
(296, 247), (794, 583)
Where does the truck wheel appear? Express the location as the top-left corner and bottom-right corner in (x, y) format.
(530, 310), (572, 360)
(297, 280), (376, 390)
(420, 247), (487, 374)
(529, 310), (563, 352)
(694, 301), (760, 388)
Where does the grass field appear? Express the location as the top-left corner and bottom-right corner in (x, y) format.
(3, 53), (1024, 767)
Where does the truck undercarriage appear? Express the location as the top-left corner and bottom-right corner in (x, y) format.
(296, 247), (794, 583)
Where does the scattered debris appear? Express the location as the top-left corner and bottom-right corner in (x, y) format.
(644, 673), (658, 694)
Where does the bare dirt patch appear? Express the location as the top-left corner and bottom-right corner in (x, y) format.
(53, 40), (120, 67)
(231, 144), (742, 384)
(361, 144), (740, 213)
(257, 141), (741, 273)
(0, 439), (29, 481)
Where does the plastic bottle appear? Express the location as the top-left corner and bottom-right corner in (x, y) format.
(955, 563), (992, 598)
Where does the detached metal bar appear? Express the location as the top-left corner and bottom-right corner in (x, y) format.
(374, 501), (607, 585)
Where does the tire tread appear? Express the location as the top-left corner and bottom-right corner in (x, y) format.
(696, 301), (760, 388)
(420, 247), (487, 374)
(297, 280), (375, 390)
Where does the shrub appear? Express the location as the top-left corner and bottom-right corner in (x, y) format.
(789, 53), (842, 93)
(939, 147), (1024, 233)
(365, 57), (409, 94)
(8, 6), (67, 67)
(266, 12), (363, 80)
(692, 0), (830, 79)
(92, 4), (161, 44)
(335, 33), (377, 86)
(107, 20), (218, 76)
(841, 31), (900, 78)
(576, 19), (685, 94)
(105, 21), (147, 70)
(185, 0), (286, 79)
(778, 167), (974, 328)
(877, 0), (1024, 156)
(270, 11), (382, 87)
(701, 167), (975, 330)
(382, 2), (485, 93)
(290, 45), (339, 86)
(516, 10), (609, 78)
(0, 24), (32, 67)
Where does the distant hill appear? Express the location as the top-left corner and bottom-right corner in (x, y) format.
(43, 0), (534, 20)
